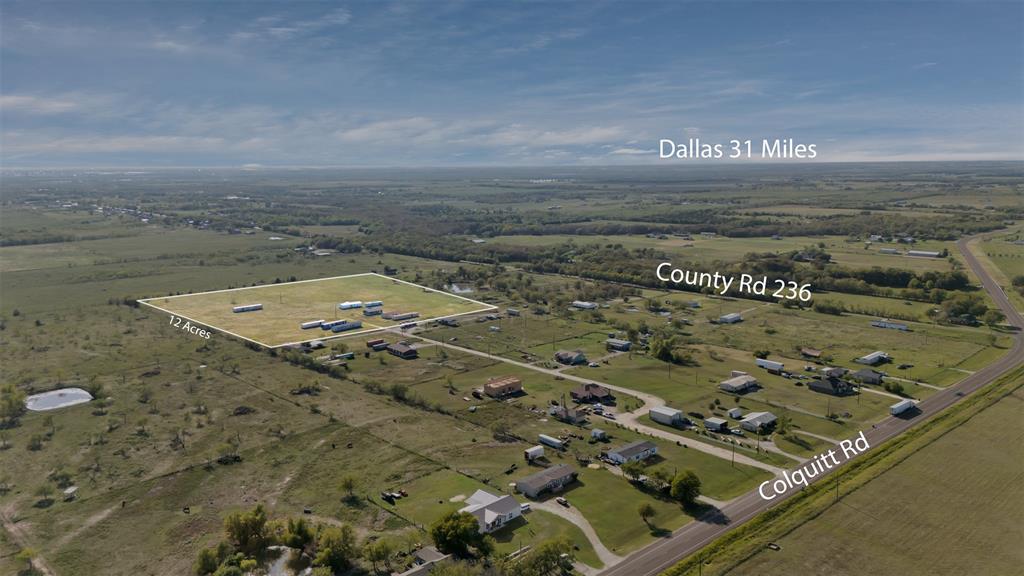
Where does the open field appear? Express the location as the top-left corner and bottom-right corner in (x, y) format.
(726, 380), (1024, 575)
(140, 273), (494, 347)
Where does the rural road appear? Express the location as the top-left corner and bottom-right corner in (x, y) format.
(595, 233), (1024, 576)
(404, 328), (787, 474)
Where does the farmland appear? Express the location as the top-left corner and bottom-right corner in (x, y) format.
(0, 164), (1020, 576)
(725, 376), (1024, 576)
(140, 273), (493, 347)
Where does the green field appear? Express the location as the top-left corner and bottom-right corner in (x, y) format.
(727, 382), (1024, 575)
(140, 273), (493, 347)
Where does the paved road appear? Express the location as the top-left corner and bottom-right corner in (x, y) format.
(596, 233), (1024, 576)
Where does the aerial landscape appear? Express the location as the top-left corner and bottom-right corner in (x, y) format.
(1, 2), (1022, 576)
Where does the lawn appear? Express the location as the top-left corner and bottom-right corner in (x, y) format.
(390, 470), (602, 568)
(139, 272), (494, 347)
(560, 467), (693, 555)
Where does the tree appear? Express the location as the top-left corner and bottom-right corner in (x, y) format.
(430, 511), (491, 558)
(982, 309), (1005, 327)
(506, 536), (573, 576)
(194, 548), (219, 575)
(670, 471), (702, 506)
(364, 538), (396, 574)
(223, 504), (268, 557)
(314, 524), (360, 573)
(638, 502), (656, 525)
(340, 475), (357, 499)
(0, 383), (26, 426)
(16, 548), (37, 573)
(621, 460), (646, 482)
(282, 517), (314, 550)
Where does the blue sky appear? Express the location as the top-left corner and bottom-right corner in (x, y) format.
(1, 1), (1022, 166)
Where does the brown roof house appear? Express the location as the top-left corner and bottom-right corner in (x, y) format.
(570, 383), (614, 404)
(484, 375), (523, 398)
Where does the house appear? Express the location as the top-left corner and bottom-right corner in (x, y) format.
(516, 464), (578, 498)
(396, 546), (451, 576)
(755, 358), (785, 373)
(820, 366), (848, 379)
(484, 376), (523, 398)
(590, 428), (607, 441)
(570, 383), (613, 403)
(571, 301), (599, 310)
(606, 440), (658, 464)
(871, 320), (908, 331)
(605, 338), (632, 352)
(232, 304), (263, 313)
(649, 406), (685, 427)
(387, 342), (418, 360)
(383, 311), (420, 321)
(852, 368), (884, 385)
(458, 490), (522, 533)
(800, 347), (822, 359)
(907, 250), (941, 258)
(507, 308), (521, 317)
(719, 374), (758, 393)
(856, 351), (891, 366)
(879, 248), (900, 255)
(524, 445), (545, 461)
(727, 407), (743, 419)
(740, 411), (777, 433)
(869, 234), (885, 242)
(363, 307), (383, 316)
(549, 405), (587, 425)
(555, 350), (588, 366)
(704, 417), (729, 432)
(809, 377), (854, 396)
(719, 313), (742, 324)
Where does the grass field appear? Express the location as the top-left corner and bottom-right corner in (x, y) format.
(726, 381), (1024, 575)
(140, 273), (494, 347)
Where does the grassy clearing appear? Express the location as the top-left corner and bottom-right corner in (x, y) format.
(141, 273), (491, 346)
(560, 467), (693, 555)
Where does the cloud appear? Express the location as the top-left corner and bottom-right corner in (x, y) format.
(232, 8), (352, 43)
(152, 39), (193, 53)
(609, 147), (653, 155)
(0, 94), (80, 114)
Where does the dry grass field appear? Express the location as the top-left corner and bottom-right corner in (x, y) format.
(140, 273), (494, 347)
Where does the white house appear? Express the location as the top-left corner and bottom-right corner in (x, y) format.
(606, 440), (658, 464)
(571, 300), (599, 310)
(458, 490), (522, 533)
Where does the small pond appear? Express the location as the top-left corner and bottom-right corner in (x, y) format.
(25, 387), (94, 411)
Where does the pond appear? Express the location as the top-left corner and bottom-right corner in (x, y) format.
(25, 387), (94, 411)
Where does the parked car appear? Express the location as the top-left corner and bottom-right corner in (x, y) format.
(556, 497), (569, 507)
(520, 503), (531, 513)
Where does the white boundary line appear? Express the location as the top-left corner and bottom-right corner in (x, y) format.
(138, 272), (497, 349)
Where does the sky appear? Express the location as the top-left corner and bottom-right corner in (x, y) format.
(1, 1), (1022, 167)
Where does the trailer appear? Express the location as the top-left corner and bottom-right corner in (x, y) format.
(232, 304), (263, 313)
(363, 307), (383, 316)
(755, 358), (785, 373)
(364, 300), (383, 308)
(538, 434), (564, 450)
(331, 320), (363, 333)
(338, 301), (363, 310)
(524, 445), (545, 461)
(300, 319), (325, 330)
(890, 398), (916, 416)
(383, 311), (420, 321)
(321, 320), (347, 330)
